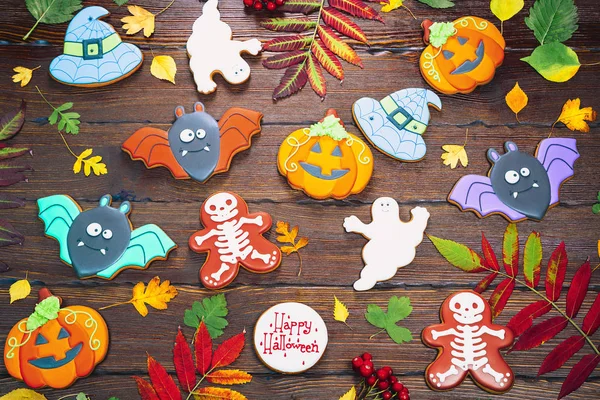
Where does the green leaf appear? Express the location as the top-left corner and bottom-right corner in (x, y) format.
(523, 231), (542, 287)
(418, 0), (455, 8)
(113, 0), (129, 5)
(592, 203), (600, 214)
(183, 294), (229, 338)
(0, 100), (26, 141)
(55, 102), (73, 112)
(502, 223), (519, 277)
(48, 109), (59, 125)
(365, 296), (413, 344)
(428, 234), (484, 272)
(597, 191), (600, 202)
(108, 398), (120, 400)
(522, 42), (580, 83)
(525, 0), (578, 45)
(26, 0), (83, 24)
(75, 393), (88, 400)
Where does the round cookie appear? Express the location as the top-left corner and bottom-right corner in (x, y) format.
(254, 302), (328, 374)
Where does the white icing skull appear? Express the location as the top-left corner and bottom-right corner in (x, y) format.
(204, 193), (238, 222)
(449, 292), (485, 324)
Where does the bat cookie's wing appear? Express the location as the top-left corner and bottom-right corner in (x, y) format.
(214, 108), (263, 174)
(448, 175), (526, 221)
(536, 138), (579, 206)
(122, 127), (189, 179)
(37, 195), (82, 265)
(95, 224), (177, 279)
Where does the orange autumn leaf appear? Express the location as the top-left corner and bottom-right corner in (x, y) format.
(206, 370), (252, 385)
(505, 82), (528, 122)
(100, 276), (177, 316)
(554, 98), (597, 133)
(193, 387), (247, 400)
(276, 221), (309, 276)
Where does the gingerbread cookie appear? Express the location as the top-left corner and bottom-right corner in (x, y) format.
(449, 138), (579, 222)
(122, 103), (263, 183)
(343, 198), (429, 291)
(49, 6), (143, 87)
(254, 302), (328, 374)
(352, 88), (442, 162)
(420, 17), (505, 95)
(4, 289), (109, 389)
(422, 291), (514, 393)
(186, 0), (262, 94)
(277, 109), (373, 200)
(38, 194), (176, 279)
(189, 192), (281, 289)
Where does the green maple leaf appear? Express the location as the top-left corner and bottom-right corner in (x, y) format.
(525, 0), (579, 45)
(113, 0), (129, 5)
(24, 0), (83, 40)
(418, 0), (455, 8)
(183, 293), (229, 339)
(365, 296), (413, 344)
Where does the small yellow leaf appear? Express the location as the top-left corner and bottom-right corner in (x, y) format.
(0, 388), (48, 400)
(339, 386), (356, 400)
(295, 237), (309, 251)
(130, 276), (178, 317)
(73, 148), (108, 177)
(73, 148), (93, 174)
(381, 0), (403, 12)
(333, 295), (349, 324)
(505, 82), (528, 121)
(9, 278), (31, 304)
(194, 387), (247, 400)
(121, 5), (155, 37)
(280, 245), (297, 255)
(206, 369), (253, 385)
(490, 0), (524, 22)
(555, 98), (597, 133)
(151, 55), (177, 84)
(441, 145), (469, 169)
(12, 66), (39, 87)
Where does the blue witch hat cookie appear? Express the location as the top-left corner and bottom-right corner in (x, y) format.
(49, 6), (143, 87)
(352, 88), (442, 162)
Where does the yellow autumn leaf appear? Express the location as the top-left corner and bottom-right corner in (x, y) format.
(194, 387), (247, 400)
(554, 98), (597, 133)
(333, 295), (350, 325)
(381, 0), (403, 12)
(151, 55), (177, 84)
(276, 220), (309, 276)
(441, 145), (469, 169)
(12, 66), (40, 87)
(0, 388), (47, 400)
(339, 386), (356, 400)
(73, 148), (108, 177)
(129, 276), (177, 317)
(505, 82), (528, 122)
(206, 369), (253, 385)
(121, 5), (155, 37)
(490, 0), (524, 22)
(9, 273), (31, 304)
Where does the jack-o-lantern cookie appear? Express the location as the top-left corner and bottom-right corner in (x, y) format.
(422, 291), (514, 393)
(189, 192), (282, 289)
(4, 289), (109, 389)
(277, 109), (373, 200)
(420, 17), (505, 95)
(254, 302), (328, 374)
(38, 194), (177, 279)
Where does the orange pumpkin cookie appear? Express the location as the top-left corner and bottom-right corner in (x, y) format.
(277, 109), (373, 200)
(420, 17), (505, 95)
(4, 289), (109, 389)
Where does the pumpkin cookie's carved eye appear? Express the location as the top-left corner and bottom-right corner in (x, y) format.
(35, 333), (49, 345)
(332, 146), (343, 157)
(311, 143), (322, 153)
(443, 50), (455, 60)
(58, 328), (70, 339)
(457, 36), (469, 45)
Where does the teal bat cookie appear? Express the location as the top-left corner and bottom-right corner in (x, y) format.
(38, 194), (177, 279)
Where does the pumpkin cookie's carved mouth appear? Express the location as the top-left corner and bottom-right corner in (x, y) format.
(451, 40), (485, 75)
(28, 342), (83, 369)
(300, 162), (349, 180)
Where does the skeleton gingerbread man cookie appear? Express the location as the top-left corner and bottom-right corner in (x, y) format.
(189, 192), (281, 289)
(187, 0), (262, 94)
(343, 197), (429, 291)
(422, 291), (514, 393)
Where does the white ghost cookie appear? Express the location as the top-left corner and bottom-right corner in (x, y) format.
(343, 197), (430, 291)
(186, 0), (262, 94)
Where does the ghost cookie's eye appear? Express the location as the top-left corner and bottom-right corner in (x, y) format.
(504, 170), (520, 184)
(520, 167), (530, 177)
(196, 129), (206, 139)
(180, 129), (194, 143)
(102, 229), (113, 239)
(86, 222), (102, 237)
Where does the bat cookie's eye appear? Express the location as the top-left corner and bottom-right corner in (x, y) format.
(196, 129), (206, 139)
(504, 170), (520, 184)
(102, 229), (113, 239)
(520, 167), (530, 177)
(86, 222), (102, 237)
(180, 129), (195, 143)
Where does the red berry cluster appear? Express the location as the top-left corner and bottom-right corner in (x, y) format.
(243, 0), (284, 11)
(351, 353), (410, 400)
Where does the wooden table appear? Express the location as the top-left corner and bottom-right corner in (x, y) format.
(1, 0), (599, 398)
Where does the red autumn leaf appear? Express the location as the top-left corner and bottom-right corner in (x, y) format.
(474, 272), (498, 293)
(173, 327), (196, 392)
(195, 321), (213, 376)
(511, 316), (568, 352)
(481, 232), (500, 271)
(206, 369), (253, 385)
(263, 35), (312, 52)
(488, 277), (515, 318)
(317, 25), (363, 67)
(263, 50), (308, 69)
(260, 17), (316, 32)
(582, 292), (600, 335)
(321, 7), (369, 43)
(311, 39), (344, 81)
(273, 64), (308, 100)
(134, 376), (160, 400)
(280, 0), (321, 14)
(147, 355), (182, 400)
(558, 354), (600, 399)
(502, 223), (518, 277)
(565, 260), (591, 318)
(538, 335), (585, 376)
(211, 330), (246, 369)
(506, 300), (552, 337)
(545, 242), (567, 301)
(328, 0), (383, 22)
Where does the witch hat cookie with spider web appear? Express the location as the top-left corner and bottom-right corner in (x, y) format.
(49, 6), (143, 87)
